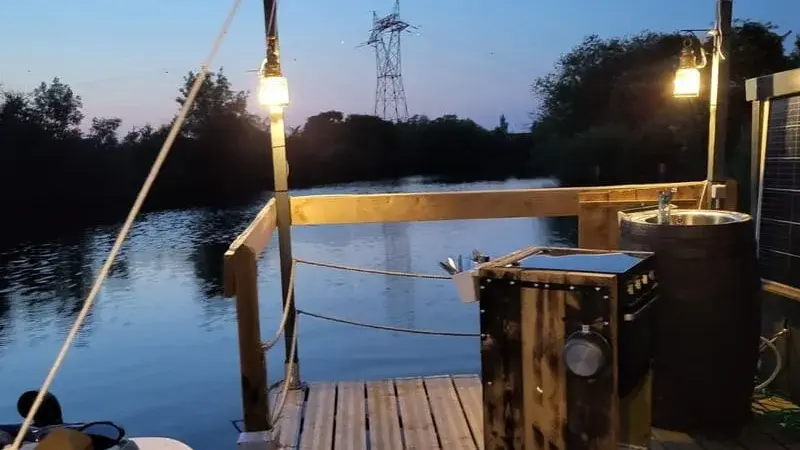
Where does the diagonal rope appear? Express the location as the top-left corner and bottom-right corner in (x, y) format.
(9, 0), (246, 447)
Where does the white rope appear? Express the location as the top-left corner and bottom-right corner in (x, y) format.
(294, 257), (451, 280)
(262, 261), (296, 351)
(270, 316), (298, 425)
(262, 255), (449, 351)
(8, 0), (245, 448)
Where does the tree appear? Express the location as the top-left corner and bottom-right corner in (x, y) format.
(88, 117), (122, 147)
(529, 20), (799, 186)
(122, 124), (157, 146)
(790, 34), (800, 66)
(30, 78), (84, 140)
(2, 19), (798, 245)
(176, 69), (252, 138)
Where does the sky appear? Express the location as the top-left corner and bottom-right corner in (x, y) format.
(1, 0), (798, 133)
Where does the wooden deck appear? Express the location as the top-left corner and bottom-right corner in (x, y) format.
(270, 374), (800, 450)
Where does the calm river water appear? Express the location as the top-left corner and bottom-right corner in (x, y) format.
(0, 177), (575, 449)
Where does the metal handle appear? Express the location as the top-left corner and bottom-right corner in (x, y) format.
(623, 294), (659, 322)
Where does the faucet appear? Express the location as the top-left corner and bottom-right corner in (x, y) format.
(657, 187), (678, 224)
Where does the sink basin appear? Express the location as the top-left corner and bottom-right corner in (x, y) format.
(624, 209), (750, 226)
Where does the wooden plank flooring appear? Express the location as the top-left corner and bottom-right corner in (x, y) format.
(271, 374), (800, 449)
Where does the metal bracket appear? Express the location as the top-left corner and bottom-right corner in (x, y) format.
(237, 431), (276, 450)
(710, 183), (727, 199)
(710, 183), (728, 210)
(285, 362), (301, 390)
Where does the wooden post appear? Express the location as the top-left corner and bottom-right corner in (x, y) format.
(232, 246), (270, 432)
(749, 100), (763, 218)
(264, 0), (300, 390)
(269, 110), (300, 389)
(707, 0), (732, 184)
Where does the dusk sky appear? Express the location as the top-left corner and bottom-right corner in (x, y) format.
(1, 0), (798, 132)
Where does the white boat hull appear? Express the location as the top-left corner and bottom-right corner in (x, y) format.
(121, 437), (195, 449)
(7, 437), (194, 450)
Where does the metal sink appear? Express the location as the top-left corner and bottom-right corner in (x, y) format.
(624, 209), (750, 226)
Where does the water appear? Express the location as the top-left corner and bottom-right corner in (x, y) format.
(0, 177), (575, 449)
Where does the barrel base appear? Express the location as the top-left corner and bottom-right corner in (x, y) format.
(653, 406), (752, 436)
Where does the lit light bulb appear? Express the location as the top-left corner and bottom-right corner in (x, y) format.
(673, 38), (702, 98)
(258, 75), (289, 111)
(673, 67), (701, 98)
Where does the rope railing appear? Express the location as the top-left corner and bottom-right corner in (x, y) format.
(258, 257), (472, 345)
(294, 257), (452, 280)
(296, 309), (480, 337)
(258, 255), (470, 429)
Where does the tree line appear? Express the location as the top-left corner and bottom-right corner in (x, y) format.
(1, 20), (798, 244)
(530, 21), (800, 203)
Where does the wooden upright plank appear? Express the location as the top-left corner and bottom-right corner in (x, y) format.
(424, 376), (478, 449)
(230, 247), (270, 431)
(452, 375), (484, 450)
(273, 388), (305, 449)
(395, 377), (439, 449)
(520, 276), (567, 450)
(480, 279), (525, 450)
(224, 198), (277, 296)
(366, 380), (404, 450)
(299, 383), (336, 450)
(562, 275), (619, 450)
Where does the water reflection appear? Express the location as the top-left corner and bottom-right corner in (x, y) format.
(380, 179), (415, 330)
(0, 232), (109, 349)
(185, 205), (260, 328)
(382, 222), (415, 330)
(0, 258), (12, 353)
(0, 180), (579, 355)
(548, 216), (579, 247)
(1, 177), (577, 450)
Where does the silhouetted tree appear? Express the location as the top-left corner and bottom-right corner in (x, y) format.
(30, 78), (84, 140)
(789, 34), (800, 69)
(529, 20), (800, 188)
(88, 117), (122, 147)
(1, 19), (798, 247)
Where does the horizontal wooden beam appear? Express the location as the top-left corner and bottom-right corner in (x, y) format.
(763, 279), (800, 303)
(578, 199), (699, 208)
(745, 68), (800, 101)
(223, 198), (277, 297)
(290, 181), (707, 226)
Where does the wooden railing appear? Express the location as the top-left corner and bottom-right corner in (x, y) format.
(223, 179), (735, 429)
